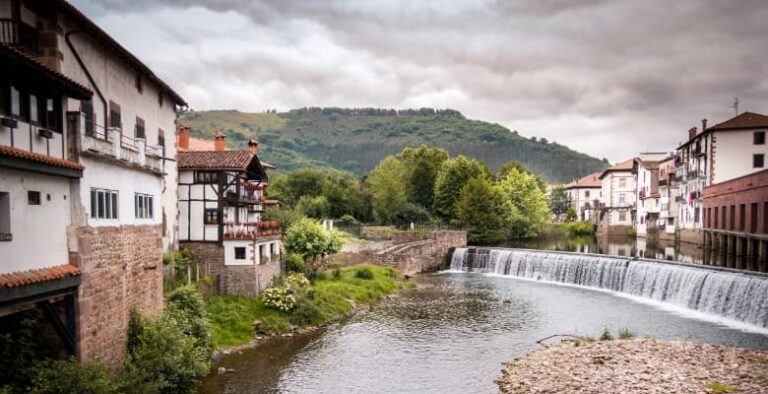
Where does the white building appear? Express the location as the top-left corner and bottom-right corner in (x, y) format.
(598, 158), (636, 234)
(564, 172), (602, 222)
(657, 155), (679, 239)
(632, 153), (667, 237)
(177, 128), (282, 296)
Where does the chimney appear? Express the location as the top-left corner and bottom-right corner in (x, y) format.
(214, 131), (226, 151)
(178, 125), (189, 150)
(247, 139), (259, 155)
(688, 127), (698, 141)
(702, 118), (707, 131)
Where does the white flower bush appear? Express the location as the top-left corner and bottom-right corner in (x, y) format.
(262, 286), (296, 312)
(285, 273), (310, 290)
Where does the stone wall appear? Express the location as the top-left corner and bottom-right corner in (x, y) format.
(70, 224), (164, 369)
(180, 242), (282, 297)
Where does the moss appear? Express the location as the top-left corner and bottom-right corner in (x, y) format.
(707, 382), (738, 392)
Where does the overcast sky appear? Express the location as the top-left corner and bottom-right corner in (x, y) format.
(72, 0), (768, 162)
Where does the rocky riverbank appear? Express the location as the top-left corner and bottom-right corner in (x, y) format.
(496, 339), (768, 393)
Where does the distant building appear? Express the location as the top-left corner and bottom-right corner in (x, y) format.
(563, 172), (602, 221)
(656, 155), (680, 240)
(632, 153), (667, 237)
(177, 127), (283, 296)
(598, 158), (636, 234)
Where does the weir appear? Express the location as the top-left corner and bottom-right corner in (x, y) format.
(450, 248), (768, 329)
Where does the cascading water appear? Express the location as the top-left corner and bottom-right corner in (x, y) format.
(450, 247), (768, 329)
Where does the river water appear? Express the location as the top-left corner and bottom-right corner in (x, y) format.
(200, 271), (768, 394)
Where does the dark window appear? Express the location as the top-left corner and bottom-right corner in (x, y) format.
(721, 207), (726, 231)
(158, 129), (165, 147)
(195, 171), (219, 184)
(730, 205), (735, 230)
(135, 116), (145, 139)
(158, 92), (164, 108)
(109, 101), (121, 129)
(135, 75), (143, 93)
(234, 247), (246, 260)
(204, 209), (218, 224)
(754, 131), (766, 145)
(27, 191), (40, 205)
(751, 203), (758, 233)
(0, 192), (10, 241)
(585, 190), (590, 198)
(90, 188), (119, 219)
(739, 204), (746, 231)
(83, 100), (95, 135)
(764, 202), (768, 234)
(754, 154), (765, 168)
(714, 207), (719, 229)
(135, 193), (154, 219)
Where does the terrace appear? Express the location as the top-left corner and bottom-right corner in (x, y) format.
(76, 114), (164, 173)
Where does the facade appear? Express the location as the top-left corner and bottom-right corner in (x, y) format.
(178, 127), (283, 296)
(597, 159), (636, 234)
(632, 153), (667, 237)
(563, 172), (601, 221)
(1, 0), (185, 367)
(656, 155), (679, 238)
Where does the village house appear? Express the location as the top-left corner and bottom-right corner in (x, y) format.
(563, 172), (601, 222)
(632, 153), (667, 237)
(656, 155), (679, 240)
(0, 0), (184, 367)
(597, 158), (636, 234)
(177, 126), (283, 296)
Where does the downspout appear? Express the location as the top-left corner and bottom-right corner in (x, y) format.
(65, 29), (108, 129)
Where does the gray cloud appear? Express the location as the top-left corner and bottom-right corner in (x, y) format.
(73, 0), (768, 162)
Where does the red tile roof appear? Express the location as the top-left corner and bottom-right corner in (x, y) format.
(565, 172), (602, 189)
(0, 145), (84, 171)
(178, 150), (256, 171)
(707, 112), (768, 131)
(0, 264), (81, 289)
(599, 158), (635, 179)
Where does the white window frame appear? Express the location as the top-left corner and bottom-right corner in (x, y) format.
(90, 188), (119, 219)
(135, 193), (154, 219)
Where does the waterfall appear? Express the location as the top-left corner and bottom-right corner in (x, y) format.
(450, 248), (768, 329)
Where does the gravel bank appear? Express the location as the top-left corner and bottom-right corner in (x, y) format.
(496, 339), (768, 393)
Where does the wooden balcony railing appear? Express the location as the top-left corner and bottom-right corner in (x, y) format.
(0, 19), (39, 54)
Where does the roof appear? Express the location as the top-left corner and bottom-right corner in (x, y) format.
(0, 42), (92, 100)
(0, 145), (85, 171)
(0, 264), (81, 289)
(599, 158), (635, 179)
(707, 112), (768, 131)
(565, 172), (602, 189)
(53, 0), (186, 105)
(179, 150), (256, 171)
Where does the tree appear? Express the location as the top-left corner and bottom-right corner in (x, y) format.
(283, 219), (344, 263)
(498, 160), (546, 192)
(365, 156), (409, 224)
(456, 178), (520, 244)
(268, 168), (371, 220)
(400, 145), (449, 210)
(548, 186), (572, 217)
(498, 168), (550, 238)
(433, 156), (492, 222)
(296, 195), (330, 219)
(391, 202), (430, 229)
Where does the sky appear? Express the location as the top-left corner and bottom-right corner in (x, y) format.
(71, 0), (768, 163)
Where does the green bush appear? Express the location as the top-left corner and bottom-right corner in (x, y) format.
(29, 358), (117, 394)
(618, 328), (635, 340)
(262, 286), (297, 312)
(0, 309), (49, 392)
(289, 297), (322, 326)
(563, 221), (595, 237)
(285, 253), (306, 273)
(332, 265), (342, 280)
(355, 267), (374, 280)
(166, 286), (213, 357)
(599, 327), (614, 341)
(337, 214), (358, 225)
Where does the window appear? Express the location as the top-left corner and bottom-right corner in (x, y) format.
(135, 75), (143, 93)
(754, 154), (765, 168)
(619, 178), (626, 188)
(754, 131), (766, 145)
(135, 116), (145, 139)
(135, 193), (154, 219)
(83, 100), (95, 135)
(90, 188), (119, 219)
(619, 193), (626, 205)
(27, 191), (40, 205)
(234, 247), (246, 260)
(109, 101), (121, 129)
(204, 209), (218, 224)
(29, 95), (38, 123)
(0, 192), (10, 241)
(195, 171), (219, 184)
(10, 86), (20, 116)
(158, 92), (164, 108)
(619, 211), (626, 221)
(585, 190), (590, 198)
(158, 129), (165, 147)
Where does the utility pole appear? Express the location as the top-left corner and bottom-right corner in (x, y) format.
(729, 97), (739, 116)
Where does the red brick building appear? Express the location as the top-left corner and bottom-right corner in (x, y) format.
(703, 169), (768, 234)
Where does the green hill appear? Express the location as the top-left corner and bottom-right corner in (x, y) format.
(178, 107), (608, 183)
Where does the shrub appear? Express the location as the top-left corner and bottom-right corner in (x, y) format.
(0, 309), (49, 392)
(29, 358), (117, 394)
(563, 221), (595, 237)
(599, 327), (614, 341)
(618, 328), (635, 340)
(332, 265), (342, 280)
(285, 253), (306, 273)
(285, 273), (311, 291)
(262, 286), (296, 312)
(289, 297), (322, 326)
(166, 286), (213, 357)
(355, 267), (374, 280)
(337, 214), (358, 226)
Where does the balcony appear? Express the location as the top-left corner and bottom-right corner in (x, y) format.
(223, 220), (281, 240)
(0, 19), (39, 54)
(686, 170), (699, 180)
(76, 115), (163, 174)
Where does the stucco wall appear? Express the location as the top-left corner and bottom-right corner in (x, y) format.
(0, 168), (73, 273)
(713, 130), (768, 184)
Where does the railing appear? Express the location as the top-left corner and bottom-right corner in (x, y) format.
(658, 179), (668, 186)
(0, 19), (38, 54)
(223, 220), (281, 240)
(687, 170), (699, 179)
(77, 114), (163, 172)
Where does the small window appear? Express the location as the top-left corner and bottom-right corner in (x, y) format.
(234, 247), (246, 260)
(27, 191), (41, 205)
(10, 86), (20, 116)
(585, 190), (590, 198)
(619, 178), (626, 188)
(29, 95), (38, 123)
(135, 193), (154, 219)
(754, 154), (765, 168)
(158, 129), (165, 147)
(109, 101), (121, 129)
(90, 188), (119, 219)
(0, 192), (11, 241)
(158, 92), (164, 108)
(754, 131), (766, 145)
(619, 193), (626, 205)
(619, 211), (626, 221)
(135, 75), (143, 93)
(195, 171), (219, 184)
(135, 116), (145, 139)
(204, 209), (218, 224)
(83, 100), (95, 135)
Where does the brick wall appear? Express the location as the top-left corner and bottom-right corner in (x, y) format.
(703, 169), (768, 234)
(70, 224), (164, 369)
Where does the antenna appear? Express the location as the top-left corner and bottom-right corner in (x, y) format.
(729, 97), (739, 116)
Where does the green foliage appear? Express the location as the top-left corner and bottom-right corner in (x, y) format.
(0, 309), (49, 392)
(548, 186), (572, 217)
(558, 221), (595, 237)
(391, 202), (430, 229)
(456, 178), (520, 244)
(296, 195), (330, 219)
(337, 214), (358, 225)
(365, 156), (409, 224)
(618, 328), (635, 340)
(283, 219), (345, 262)
(288, 297), (322, 326)
(707, 382), (738, 393)
(285, 253), (306, 273)
(599, 327), (614, 341)
(261, 286), (297, 312)
(262, 206), (306, 236)
(565, 207), (577, 222)
(166, 286), (213, 357)
(498, 168), (550, 238)
(433, 155), (493, 221)
(400, 145), (450, 209)
(354, 267), (374, 280)
(498, 160), (546, 192)
(29, 358), (117, 394)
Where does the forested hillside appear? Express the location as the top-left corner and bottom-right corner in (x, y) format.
(178, 108), (608, 183)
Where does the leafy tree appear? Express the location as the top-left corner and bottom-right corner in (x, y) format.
(364, 156), (409, 224)
(433, 155), (492, 221)
(296, 195), (330, 219)
(283, 219), (344, 263)
(262, 206), (306, 236)
(30, 359), (117, 394)
(498, 168), (550, 238)
(391, 202), (430, 229)
(548, 186), (572, 217)
(399, 145), (449, 209)
(498, 160), (546, 192)
(566, 207), (578, 222)
(456, 178), (520, 244)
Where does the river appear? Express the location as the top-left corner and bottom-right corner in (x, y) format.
(200, 270), (768, 393)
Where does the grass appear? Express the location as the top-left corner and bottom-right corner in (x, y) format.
(707, 382), (738, 393)
(205, 265), (414, 348)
